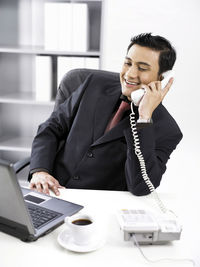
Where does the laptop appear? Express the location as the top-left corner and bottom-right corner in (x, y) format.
(0, 159), (83, 242)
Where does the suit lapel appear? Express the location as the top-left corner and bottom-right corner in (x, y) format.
(91, 116), (130, 147)
(91, 82), (140, 147)
(93, 85), (121, 141)
(92, 96), (139, 147)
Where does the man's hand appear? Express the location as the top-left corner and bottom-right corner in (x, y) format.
(138, 77), (174, 120)
(30, 171), (64, 196)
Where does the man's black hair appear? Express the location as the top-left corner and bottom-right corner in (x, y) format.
(127, 33), (176, 75)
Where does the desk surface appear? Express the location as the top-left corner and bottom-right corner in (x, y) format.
(0, 188), (195, 267)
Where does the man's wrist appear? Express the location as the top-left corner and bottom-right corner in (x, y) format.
(30, 168), (49, 177)
(137, 117), (153, 123)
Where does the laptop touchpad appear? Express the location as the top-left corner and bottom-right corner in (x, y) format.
(24, 192), (51, 205)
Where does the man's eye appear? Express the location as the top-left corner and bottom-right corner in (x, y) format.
(124, 61), (131, 66)
(138, 67), (148, 71)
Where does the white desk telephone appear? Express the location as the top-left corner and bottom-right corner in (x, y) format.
(131, 70), (174, 106)
(117, 70), (182, 245)
(117, 209), (181, 244)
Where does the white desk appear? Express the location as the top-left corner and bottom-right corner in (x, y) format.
(0, 189), (195, 267)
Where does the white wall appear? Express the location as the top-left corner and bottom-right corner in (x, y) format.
(101, 1), (200, 263)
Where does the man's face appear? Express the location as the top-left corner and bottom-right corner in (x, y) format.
(120, 44), (160, 99)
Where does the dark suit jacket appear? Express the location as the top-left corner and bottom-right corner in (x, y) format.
(30, 72), (183, 196)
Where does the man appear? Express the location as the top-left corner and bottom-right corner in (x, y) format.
(29, 33), (182, 196)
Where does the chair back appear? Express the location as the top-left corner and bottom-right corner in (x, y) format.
(54, 68), (119, 111)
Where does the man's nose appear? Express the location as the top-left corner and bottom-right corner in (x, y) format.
(125, 66), (138, 78)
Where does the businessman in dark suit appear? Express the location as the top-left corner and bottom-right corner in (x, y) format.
(29, 33), (182, 196)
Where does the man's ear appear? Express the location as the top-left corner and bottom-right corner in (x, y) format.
(158, 73), (163, 81)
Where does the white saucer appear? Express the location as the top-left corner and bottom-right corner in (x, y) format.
(57, 229), (105, 253)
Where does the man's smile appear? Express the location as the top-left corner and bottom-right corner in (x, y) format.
(123, 78), (140, 88)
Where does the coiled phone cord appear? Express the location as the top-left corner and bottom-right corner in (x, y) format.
(129, 102), (167, 214)
(129, 102), (195, 266)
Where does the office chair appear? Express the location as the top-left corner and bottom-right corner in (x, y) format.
(13, 68), (119, 174)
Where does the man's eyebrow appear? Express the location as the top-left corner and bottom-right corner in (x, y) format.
(137, 61), (151, 67)
(125, 57), (151, 67)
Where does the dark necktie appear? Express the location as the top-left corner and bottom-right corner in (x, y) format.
(105, 101), (130, 132)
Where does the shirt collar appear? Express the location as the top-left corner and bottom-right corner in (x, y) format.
(120, 94), (131, 104)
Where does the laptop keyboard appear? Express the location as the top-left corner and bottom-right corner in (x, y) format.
(27, 203), (63, 229)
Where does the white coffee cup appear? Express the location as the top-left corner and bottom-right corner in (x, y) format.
(65, 214), (96, 246)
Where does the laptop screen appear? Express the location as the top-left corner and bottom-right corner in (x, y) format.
(0, 160), (34, 234)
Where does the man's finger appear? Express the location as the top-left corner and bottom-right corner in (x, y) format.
(41, 182), (50, 195)
(162, 77), (174, 97)
(47, 180), (55, 187)
(49, 184), (60, 196)
(48, 177), (65, 190)
(30, 182), (35, 189)
(46, 180), (60, 195)
(148, 81), (158, 92)
(58, 185), (65, 189)
(36, 182), (42, 193)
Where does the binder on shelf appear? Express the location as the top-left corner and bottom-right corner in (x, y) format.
(84, 58), (99, 69)
(44, 2), (88, 52)
(71, 3), (88, 52)
(58, 3), (72, 51)
(57, 57), (85, 87)
(44, 3), (59, 50)
(70, 57), (85, 70)
(31, 0), (44, 47)
(57, 57), (72, 88)
(35, 56), (52, 102)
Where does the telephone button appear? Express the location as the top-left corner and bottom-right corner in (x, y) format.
(87, 151), (94, 158)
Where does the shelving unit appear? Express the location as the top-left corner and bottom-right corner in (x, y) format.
(0, 46), (101, 56)
(0, 0), (103, 170)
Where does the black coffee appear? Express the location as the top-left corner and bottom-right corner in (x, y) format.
(72, 219), (92, 226)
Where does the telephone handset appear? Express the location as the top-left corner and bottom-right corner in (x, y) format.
(131, 70), (174, 106)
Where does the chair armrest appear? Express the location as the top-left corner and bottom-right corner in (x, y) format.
(13, 157), (30, 174)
